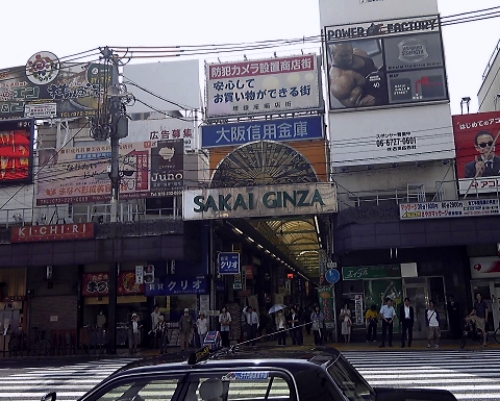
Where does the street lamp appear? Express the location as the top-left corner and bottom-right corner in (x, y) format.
(460, 97), (471, 114)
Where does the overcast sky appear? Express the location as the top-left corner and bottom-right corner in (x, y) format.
(1, 0), (498, 115)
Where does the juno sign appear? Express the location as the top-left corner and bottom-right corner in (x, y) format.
(182, 182), (337, 220)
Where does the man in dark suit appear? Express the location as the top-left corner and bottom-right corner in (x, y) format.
(464, 130), (500, 178)
(399, 297), (414, 348)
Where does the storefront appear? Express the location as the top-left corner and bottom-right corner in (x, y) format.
(468, 256), (499, 332)
(340, 264), (448, 339)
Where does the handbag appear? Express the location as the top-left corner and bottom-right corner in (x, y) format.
(347, 318), (352, 327)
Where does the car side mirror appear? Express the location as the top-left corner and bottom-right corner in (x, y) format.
(41, 392), (56, 401)
(375, 388), (457, 401)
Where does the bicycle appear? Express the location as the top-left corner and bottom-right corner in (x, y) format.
(460, 319), (486, 349)
(494, 321), (500, 344)
(8, 327), (51, 356)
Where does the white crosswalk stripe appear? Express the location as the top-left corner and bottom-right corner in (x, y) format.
(343, 349), (500, 401)
(0, 358), (135, 401)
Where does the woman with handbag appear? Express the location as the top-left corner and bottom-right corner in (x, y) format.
(340, 303), (352, 344)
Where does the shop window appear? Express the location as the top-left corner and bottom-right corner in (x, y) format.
(146, 196), (176, 216)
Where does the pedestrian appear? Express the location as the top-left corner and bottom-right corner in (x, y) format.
(379, 298), (396, 348)
(447, 295), (461, 340)
(178, 308), (194, 351)
(365, 304), (378, 343)
(218, 306), (231, 348)
(295, 305), (304, 345)
(128, 312), (143, 354)
(340, 303), (352, 344)
(304, 306), (312, 336)
(275, 310), (287, 346)
(156, 315), (169, 354)
(196, 312), (208, 347)
(287, 307), (300, 345)
(466, 292), (488, 347)
(310, 305), (324, 346)
(425, 300), (441, 348)
(150, 304), (161, 348)
(399, 297), (414, 348)
(242, 305), (259, 345)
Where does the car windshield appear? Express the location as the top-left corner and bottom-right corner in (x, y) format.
(327, 355), (375, 401)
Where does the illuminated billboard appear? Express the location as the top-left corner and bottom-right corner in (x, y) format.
(324, 15), (448, 112)
(205, 54), (323, 119)
(0, 119), (34, 184)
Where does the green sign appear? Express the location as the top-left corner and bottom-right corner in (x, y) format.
(342, 265), (400, 281)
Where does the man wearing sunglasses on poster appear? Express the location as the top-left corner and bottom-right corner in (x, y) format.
(464, 130), (500, 178)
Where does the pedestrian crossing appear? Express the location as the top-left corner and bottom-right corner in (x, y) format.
(0, 358), (135, 401)
(343, 349), (500, 401)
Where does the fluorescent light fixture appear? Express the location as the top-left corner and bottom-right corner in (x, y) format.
(257, 244), (264, 249)
(247, 236), (255, 243)
(232, 227), (244, 235)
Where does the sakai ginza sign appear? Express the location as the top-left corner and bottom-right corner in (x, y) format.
(182, 182), (337, 220)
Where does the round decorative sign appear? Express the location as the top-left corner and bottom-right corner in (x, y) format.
(25, 51), (60, 85)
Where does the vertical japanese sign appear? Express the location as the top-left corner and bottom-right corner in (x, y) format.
(318, 285), (335, 329)
(150, 139), (184, 197)
(205, 54), (322, 119)
(218, 252), (241, 274)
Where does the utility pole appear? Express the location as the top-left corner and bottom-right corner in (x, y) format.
(91, 47), (128, 354)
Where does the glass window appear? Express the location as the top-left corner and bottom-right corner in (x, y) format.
(327, 356), (375, 401)
(95, 378), (180, 401)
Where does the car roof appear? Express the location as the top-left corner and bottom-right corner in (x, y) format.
(113, 346), (342, 377)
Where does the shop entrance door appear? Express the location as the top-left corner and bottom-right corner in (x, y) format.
(405, 283), (427, 339)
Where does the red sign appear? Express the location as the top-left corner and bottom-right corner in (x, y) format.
(81, 272), (145, 296)
(0, 120), (33, 184)
(11, 223), (94, 243)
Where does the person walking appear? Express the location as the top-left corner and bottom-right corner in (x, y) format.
(310, 305), (324, 346)
(196, 312), (208, 347)
(340, 303), (352, 344)
(425, 300), (441, 348)
(179, 308), (194, 351)
(150, 304), (161, 348)
(287, 307), (300, 345)
(275, 310), (287, 345)
(365, 304), (378, 343)
(466, 292), (489, 347)
(399, 297), (414, 348)
(379, 298), (396, 348)
(447, 295), (461, 340)
(128, 313), (143, 354)
(243, 306), (259, 345)
(218, 306), (231, 348)
(156, 315), (169, 354)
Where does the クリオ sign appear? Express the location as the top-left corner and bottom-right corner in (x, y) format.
(205, 54), (322, 119)
(218, 252), (241, 274)
(324, 15), (448, 111)
(145, 276), (208, 296)
(11, 223), (95, 243)
(182, 182), (337, 220)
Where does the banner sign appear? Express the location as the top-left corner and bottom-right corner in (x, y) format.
(205, 54), (322, 119)
(145, 276), (208, 296)
(470, 256), (500, 279)
(317, 286), (335, 329)
(218, 252), (240, 274)
(0, 119), (34, 184)
(126, 118), (196, 151)
(11, 222), (94, 243)
(81, 272), (145, 296)
(201, 116), (323, 148)
(342, 265), (401, 280)
(399, 199), (500, 220)
(324, 15), (448, 111)
(36, 139), (183, 205)
(452, 111), (500, 195)
(0, 53), (111, 120)
(183, 182), (337, 220)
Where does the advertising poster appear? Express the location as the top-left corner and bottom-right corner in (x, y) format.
(205, 54), (322, 119)
(0, 52), (111, 120)
(81, 272), (145, 296)
(470, 256), (500, 279)
(399, 199), (500, 220)
(0, 119), (34, 184)
(36, 139), (183, 205)
(318, 285), (336, 330)
(452, 111), (500, 194)
(324, 15), (447, 111)
(364, 279), (402, 332)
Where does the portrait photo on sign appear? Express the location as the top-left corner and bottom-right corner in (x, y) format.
(326, 39), (388, 110)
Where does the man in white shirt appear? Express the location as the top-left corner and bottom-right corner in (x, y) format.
(425, 300), (441, 348)
(379, 298), (396, 348)
(243, 306), (259, 346)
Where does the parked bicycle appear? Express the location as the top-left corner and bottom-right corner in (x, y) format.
(8, 326), (51, 356)
(460, 319), (486, 349)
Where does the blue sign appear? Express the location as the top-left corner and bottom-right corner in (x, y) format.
(325, 269), (340, 284)
(218, 252), (240, 274)
(145, 276), (207, 296)
(201, 116), (323, 148)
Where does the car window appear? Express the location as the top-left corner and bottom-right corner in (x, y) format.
(327, 358), (374, 401)
(186, 371), (292, 401)
(94, 378), (180, 401)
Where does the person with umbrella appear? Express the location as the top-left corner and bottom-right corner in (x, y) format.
(275, 310), (287, 346)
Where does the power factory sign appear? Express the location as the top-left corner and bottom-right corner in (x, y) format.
(182, 182), (337, 220)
